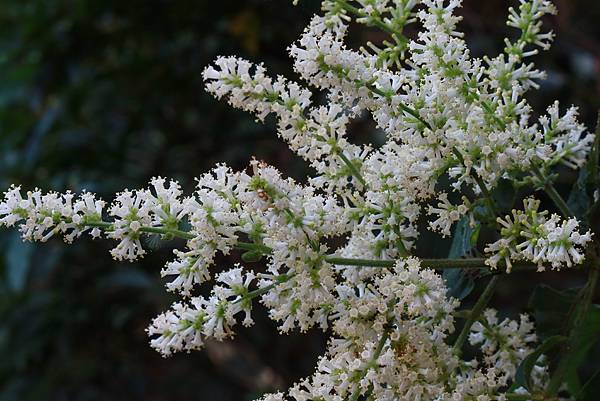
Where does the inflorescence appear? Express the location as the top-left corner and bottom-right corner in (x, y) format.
(0, 1), (595, 400)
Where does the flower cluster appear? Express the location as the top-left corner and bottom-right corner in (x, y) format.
(148, 266), (257, 355)
(259, 260), (531, 401)
(485, 197), (592, 271)
(0, 1), (597, 400)
(469, 309), (538, 384)
(0, 185), (105, 243)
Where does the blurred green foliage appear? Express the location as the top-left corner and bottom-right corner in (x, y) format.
(0, 0), (599, 400)
(0, 1), (324, 400)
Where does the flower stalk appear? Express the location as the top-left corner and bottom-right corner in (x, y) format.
(453, 275), (500, 355)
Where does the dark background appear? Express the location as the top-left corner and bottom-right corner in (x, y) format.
(0, 1), (598, 400)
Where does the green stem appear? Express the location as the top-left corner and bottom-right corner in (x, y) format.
(233, 273), (294, 304)
(504, 394), (538, 401)
(545, 267), (599, 396)
(140, 226), (194, 240)
(325, 256), (394, 267)
(88, 220), (271, 254)
(453, 275), (500, 355)
(334, 0), (397, 36)
(337, 151), (367, 187)
(235, 241), (272, 254)
(367, 84), (432, 129)
(349, 325), (392, 401)
(86, 220), (195, 240)
(82, 221), (539, 271)
(325, 256), (537, 270)
(532, 165), (574, 218)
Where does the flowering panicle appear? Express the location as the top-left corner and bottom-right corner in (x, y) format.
(0, 1), (597, 400)
(161, 166), (242, 295)
(505, 0), (557, 59)
(148, 266), (258, 356)
(540, 101), (594, 169)
(203, 56), (366, 191)
(107, 189), (154, 261)
(0, 185), (106, 243)
(260, 259), (541, 401)
(485, 197), (592, 271)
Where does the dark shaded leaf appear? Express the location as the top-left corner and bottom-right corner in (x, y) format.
(491, 178), (516, 213)
(142, 233), (162, 250)
(443, 217), (479, 300)
(529, 285), (600, 394)
(448, 217), (476, 259)
(529, 284), (574, 338)
(515, 335), (567, 390)
(567, 167), (591, 224)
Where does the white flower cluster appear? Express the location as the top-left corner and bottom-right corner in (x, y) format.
(485, 198), (592, 272)
(203, 56), (366, 191)
(259, 259), (537, 401)
(469, 309), (538, 384)
(148, 266), (257, 355)
(0, 185), (105, 243)
(0, 1), (596, 400)
(468, 308), (557, 400)
(428, 192), (470, 237)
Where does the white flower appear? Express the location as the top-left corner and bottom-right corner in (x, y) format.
(161, 249), (211, 296)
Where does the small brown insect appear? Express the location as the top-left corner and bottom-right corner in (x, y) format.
(257, 188), (269, 202)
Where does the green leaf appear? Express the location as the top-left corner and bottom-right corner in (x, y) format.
(515, 335), (567, 390)
(566, 368), (583, 397)
(448, 217), (476, 258)
(529, 285), (600, 340)
(469, 223), (481, 247)
(529, 284), (574, 338)
(443, 267), (475, 300)
(142, 233), (162, 250)
(443, 217), (479, 300)
(529, 285), (600, 394)
(565, 305), (600, 394)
